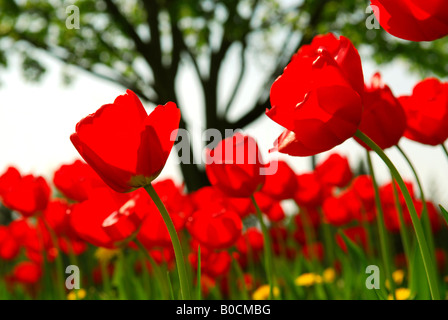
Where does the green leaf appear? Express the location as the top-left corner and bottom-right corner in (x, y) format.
(337, 230), (368, 266)
(439, 205), (448, 226)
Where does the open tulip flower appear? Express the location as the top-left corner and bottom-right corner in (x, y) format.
(206, 133), (266, 198)
(400, 78), (448, 146)
(267, 33), (364, 157)
(53, 160), (107, 202)
(371, 0), (448, 42)
(70, 90), (180, 193)
(355, 73), (406, 150)
(70, 188), (134, 248)
(0, 170), (51, 218)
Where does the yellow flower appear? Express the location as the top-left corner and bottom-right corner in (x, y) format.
(252, 285), (280, 300)
(294, 273), (322, 287)
(94, 248), (120, 263)
(386, 270), (405, 290)
(323, 268), (336, 283)
(392, 270), (405, 285)
(388, 288), (411, 300)
(67, 289), (87, 300)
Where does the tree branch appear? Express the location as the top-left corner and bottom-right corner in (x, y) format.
(223, 41), (246, 116)
(13, 31), (157, 103)
(231, 0), (330, 129)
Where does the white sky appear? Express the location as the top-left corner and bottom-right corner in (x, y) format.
(0, 46), (447, 206)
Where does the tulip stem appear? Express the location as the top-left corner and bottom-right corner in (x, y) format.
(135, 239), (170, 299)
(356, 130), (440, 300)
(441, 143), (448, 160)
(144, 184), (191, 300)
(197, 245), (201, 301)
(100, 260), (112, 295)
(396, 145), (436, 260)
(251, 195), (275, 300)
(318, 208), (335, 265)
(365, 151), (396, 300)
(41, 217), (66, 300)
(390, 176), (412, 270)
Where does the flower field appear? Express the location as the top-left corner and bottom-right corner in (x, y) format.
(0, 0), (448, 302)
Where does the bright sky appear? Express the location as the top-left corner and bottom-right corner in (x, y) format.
(0, 45), (447, 206)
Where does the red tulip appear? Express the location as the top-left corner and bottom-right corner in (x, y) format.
(355, 73), (406, 150)
(0, 226), (20, 261)
(253, 192), (275, 213)
(351, 175), (376, 212)
(294, 172), (328, 208)
(265, 202), (285, 222)
(2, 174), (51, 217)
(71, 90), (180, 193)
(260, 160), (297, 200)
(153, 179), (194, 222)
(315, 153), (353, 188)
(8, 218), (34, 244)
(70, 188), (132, 248)
(297, 33), (365, 97)
(191, 250), (232, 278)
(226, 197), (254, 219)
(268, 33), (364, 157)
(206, 133), (265, 198)
(236, 227), (264, 258)
(0, 166), (21, 197)
(136, 199), (185, 249)
(135, 180), (187, 249)
(400, 78), (448, 146)
(53, 160), (107, 202)
(12, 261), (42, 285)
(190, 187), (228, 212)
(186, 207), (242, 250)
(102, 195), (147, 245)
(371, 0), (448, 42)
(322, 189), (362, 226)
(42, 199), (70, 236)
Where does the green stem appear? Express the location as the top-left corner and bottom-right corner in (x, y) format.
(396, 145), (436, 258)
(441, 143), (448, 159)
(232, 257), (250, 300)
(390, 177), (412, 267)
(356, 130), (440, 300)
(359, 205), (374, 258)
(318, 208), (335, 265)
(41, 217), (66, 300)
(365, 151), (396, 300)
(100, 260), (111, 295)
(251, 195), (275, 300)
(197, 245), (201, 301)
(135, 239), (169, 299)
(144, 184), (191, 300)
